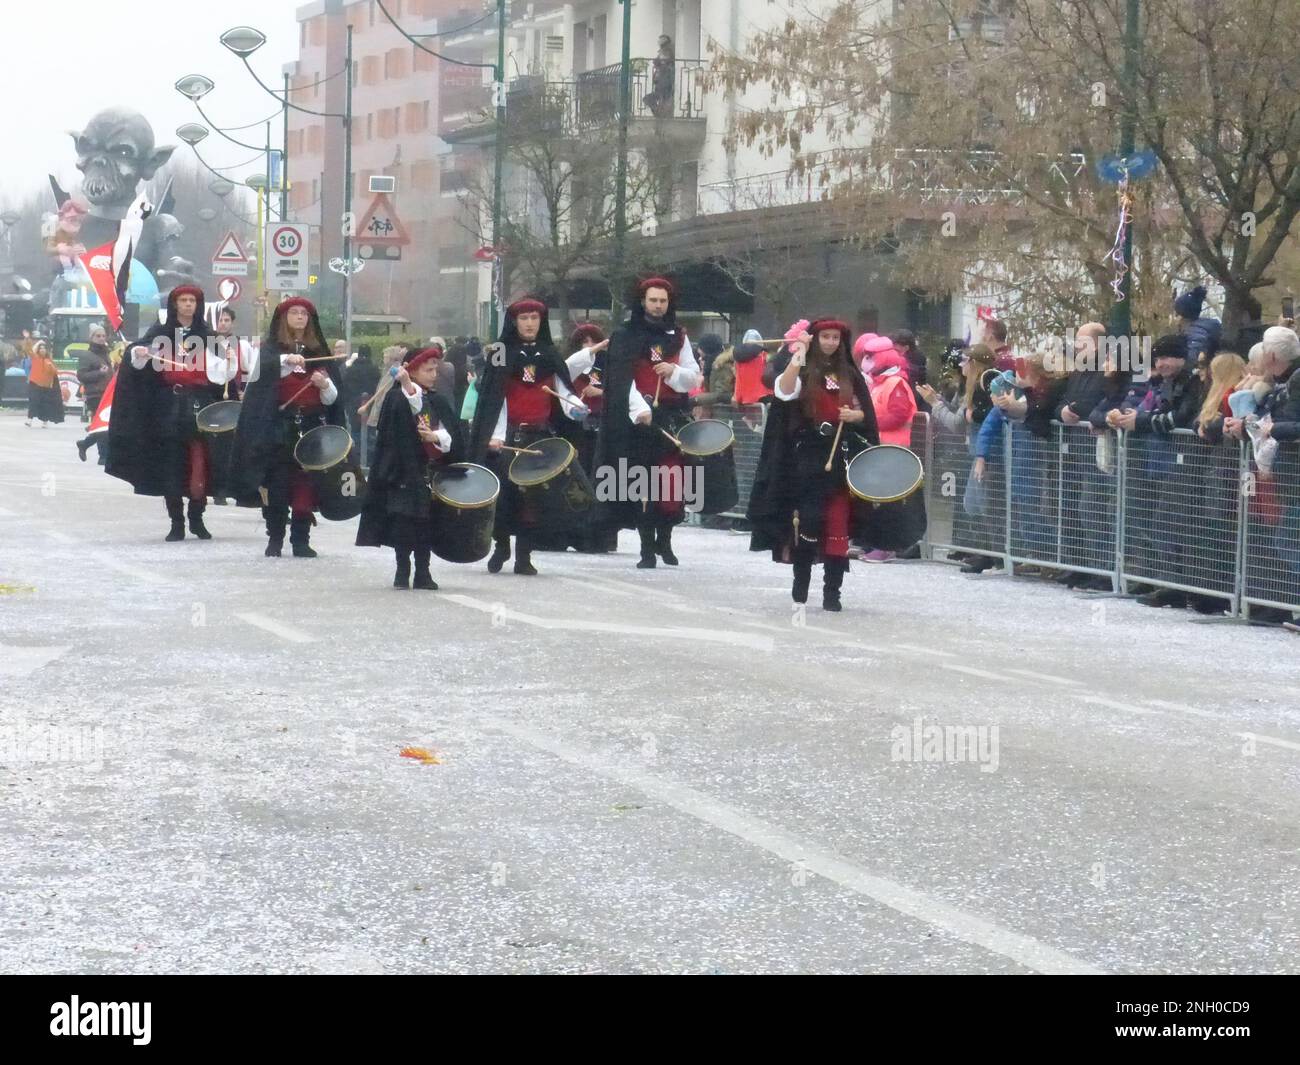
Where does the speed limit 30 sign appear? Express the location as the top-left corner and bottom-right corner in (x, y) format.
(266, 223), (309, 290)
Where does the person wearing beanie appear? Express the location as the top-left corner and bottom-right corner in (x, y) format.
(356, 345), (465, 589)
(230, 297), (346, 558)
(747, 316), (881, 610)
(735, 328), (774, 405)
(691, 333), (735, 418)
(1173, 284), (1222, 365)
(890, 330), (930, 412)
(108, 285), (237, 542)
(564, 323), (617, 553)
(695, 333), (726, 382)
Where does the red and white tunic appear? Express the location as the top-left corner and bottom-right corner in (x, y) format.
(489, 349), (584, 440)
(626, 334), (701, 422)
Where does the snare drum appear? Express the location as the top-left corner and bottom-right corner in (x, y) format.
(508, 437), (595, 532)
(846, 444), (927, 551)
(430, 463), (500, 563)
(295, 424), (367, 521)
(677, 419), (739, 515)
(197, 399), (243, 500)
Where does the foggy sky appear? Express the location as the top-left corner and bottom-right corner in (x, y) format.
(0, 0), (302, 208)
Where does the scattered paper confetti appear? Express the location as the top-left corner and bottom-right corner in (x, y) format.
(399, 746), (441, 765)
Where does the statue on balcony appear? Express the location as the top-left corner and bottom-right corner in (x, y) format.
(642, 36), (676, 119)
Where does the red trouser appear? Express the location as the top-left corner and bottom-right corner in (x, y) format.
(821, 488), (851, 559)
(289, 467), (317, 519)
(186, 440), (210, 501)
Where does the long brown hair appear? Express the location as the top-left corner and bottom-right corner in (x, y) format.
(799, 335), (857, 421)
(963, 344), (996, 408)
(275, 312), (327, 355)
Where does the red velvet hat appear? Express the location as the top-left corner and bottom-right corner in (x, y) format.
(809, 318), (851, 338)
(403, 346), (444, 372)
(508, 297), (547, 317)
(277, 296), (316, 315)
(637, 276), (675, 299)
(570, 323), (605, 347)
(170, 285), (204, 302)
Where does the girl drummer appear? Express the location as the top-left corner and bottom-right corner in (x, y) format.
(231, 297), (345, 558)
(746, 318), (880, 611)
(356, 346), (465, 589)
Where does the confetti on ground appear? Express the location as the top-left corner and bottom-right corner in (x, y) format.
(399, 746), (441, 765)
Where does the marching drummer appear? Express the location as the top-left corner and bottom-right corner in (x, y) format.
(106, 285), (236, 542)
(468, 296), (587, 576)
(356, 345), (465, 590)
(231, 297), (346, 559)
(597, 277), (702, 569)
(746, 318), (880, 611)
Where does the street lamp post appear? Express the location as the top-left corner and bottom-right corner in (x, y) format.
(1109, 0), (1141, 340)
(490, 0), (506, 339)
(343, 25), (355, 359)
(612, 0), (633, 319)
(247, 174), (269, 333)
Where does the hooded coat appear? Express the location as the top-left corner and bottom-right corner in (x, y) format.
(106, 287), (214, 496)
(467, 303), (574, 461)
(230, 300), (344, 501)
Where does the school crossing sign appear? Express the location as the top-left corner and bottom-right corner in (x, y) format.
(355, 192), (410, 262)
(265, 223), (309, 290)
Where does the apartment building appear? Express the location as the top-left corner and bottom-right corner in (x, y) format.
(285, 0), (483, 335)
(439, 0), (944, 340)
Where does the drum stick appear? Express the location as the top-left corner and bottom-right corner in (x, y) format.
(279, 378), (319, 411)
(498, 444), (544, 456)
(824, 420), (845, 472)
(301, 353), (350, 363)
(653, 376), (662, 408)
(660, 428), (682, 448)
(356, 367), (400, 416)
(543, 385), (585, 411)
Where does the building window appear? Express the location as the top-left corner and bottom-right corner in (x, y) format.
(299, 22), (306, 48)
(369, 1), (376, 26)
(367, 113), (374, 140)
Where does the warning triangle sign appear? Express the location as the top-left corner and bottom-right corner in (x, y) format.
(355, 192), (410, 246)
(213, 230), (248, 263)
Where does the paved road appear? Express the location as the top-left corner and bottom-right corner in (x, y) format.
(2, 412), (1298, 974)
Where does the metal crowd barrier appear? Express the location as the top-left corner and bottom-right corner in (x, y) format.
(921, 416), (1300, 619)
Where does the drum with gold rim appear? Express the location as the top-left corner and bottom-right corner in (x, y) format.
(846, 444), (927, 551)
(430, 463), (500, 563)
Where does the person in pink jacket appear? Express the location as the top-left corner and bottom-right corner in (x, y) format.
(862, 349), (919, 561)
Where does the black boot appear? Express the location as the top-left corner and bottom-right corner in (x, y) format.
(636, 527), (657, 569)
(290, 516), (317, 558)
(76, 438), (89, 462)
(656, 525), (679, 566)
(791, 557), (813, 604)
(263, 506), (286, 557)
(487, 537), (511, 573)
(823, 558), (848, 612)
(393, 549), (411, 589)
(513, 537), (537, 576)
(413, 547), (438, 590)
(187, 500), (212, 540)
(164, 497), (185, 542)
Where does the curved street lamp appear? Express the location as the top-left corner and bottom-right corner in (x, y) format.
(175, 74), (215, 101)
(220, 26), (267, 58)
(208, 179), (235, 198)
(176, 123), (210, 146)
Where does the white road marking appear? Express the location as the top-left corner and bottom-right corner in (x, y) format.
(89, 553), (169, 586)
(1143, 699), (1221, 720)
(897, 642), (955, 657)
(493, 717), (1104, 975)
(444, 593), (774, 651)
(579, 572), (698, 606)
(740, 619), (886, 652)
(1006, 668), (1081, 687)
(940, 663), (1004, 681)
(1078, 695), (1162, 717)
(1236, 731), (1300, 753)
(234, 612), (313, 644)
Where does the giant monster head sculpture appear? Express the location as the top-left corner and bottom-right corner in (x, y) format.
(71, 109), (174, 211)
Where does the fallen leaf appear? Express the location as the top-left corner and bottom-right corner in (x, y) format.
(399, 746), (441, 765)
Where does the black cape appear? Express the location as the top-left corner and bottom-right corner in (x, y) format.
(747, 344), (880, 556)
(106, 287), (213, 497)
(467, 305), (574, 461)
(595, 301), (691, 529)
(356, 383), (466, 548)
(230, 301), (344, 500)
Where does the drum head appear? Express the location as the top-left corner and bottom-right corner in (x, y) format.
(196, 399), (242, 433)
(508, 437), (575, 487)
(294, 424), (353, 470)
(434, 463), (500, 507)
(847, 444), (924, 503)
(677, 418), (735, 457)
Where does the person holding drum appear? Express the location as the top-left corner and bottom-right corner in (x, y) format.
(468, 296), (588, 576)
(357, 346), (465, 589)
(563, 323), (619, 554)
(106, 285), (236, 542)
(598, 277), (703, 569)
(747, 318), (880, 611)
(231, 297), (346, 559)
